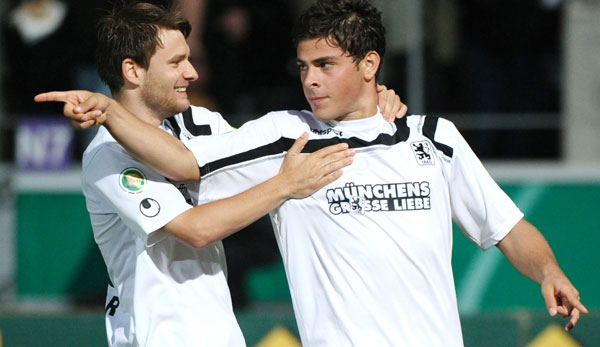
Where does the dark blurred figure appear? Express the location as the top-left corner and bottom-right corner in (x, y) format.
(203, 1), (299, 307)
(1, 0), (115, 160)
(202, 0), (304, 126)
(460, 0), (561, 113)
(2, 0), (75, 115)
(457, 0), (562, 158)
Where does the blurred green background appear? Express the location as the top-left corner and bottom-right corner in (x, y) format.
(2, 170), (598, 346)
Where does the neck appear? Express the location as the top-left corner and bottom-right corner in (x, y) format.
(335, 85), (378, 121)
(116, 90), (163, 127)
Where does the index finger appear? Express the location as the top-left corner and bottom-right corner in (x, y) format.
(397, 103), (408, 119)
(565, 308), (580, 331)
(565, 292), (589, 315)
(34, 91), (70, 103)
(287, 132), (309, 155)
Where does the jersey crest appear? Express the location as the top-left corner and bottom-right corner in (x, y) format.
(411, 141), (435, 165)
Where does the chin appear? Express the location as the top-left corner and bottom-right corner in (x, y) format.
(174, 101), (191, 113)
(311, 108), (328, 121)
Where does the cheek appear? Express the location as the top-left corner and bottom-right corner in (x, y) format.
(334, 72), (361, 97)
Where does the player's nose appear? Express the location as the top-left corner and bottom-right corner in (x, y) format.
(184, 60), (199, 81)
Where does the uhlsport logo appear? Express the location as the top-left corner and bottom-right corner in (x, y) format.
(119, 168), (147, 194)
(140, 198), (160, 217)
(411, 141), (435, 165)
(310, 127), (343, 137)
(326, 181), (431, 215)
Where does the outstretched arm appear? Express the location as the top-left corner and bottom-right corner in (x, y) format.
(36, 91), (355, 248)
(35, 91), (202, 181)
(164, 132), (354, 247)
(496, 219), (588, 331)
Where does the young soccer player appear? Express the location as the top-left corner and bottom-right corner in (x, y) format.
(37, 0), (585, 346)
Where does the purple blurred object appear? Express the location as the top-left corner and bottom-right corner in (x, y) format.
(15, 116), (74, 171)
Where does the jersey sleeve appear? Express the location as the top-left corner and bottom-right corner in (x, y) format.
(189, 106), (234, 136)
(182, 112), (288, 175)
(83, 143), (193, 245)
(182, 111), (305, 202)
(435, 118), (523, 249)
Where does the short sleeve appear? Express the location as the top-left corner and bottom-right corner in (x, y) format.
(436, 119), (524, 249)
(83, 144), (192, 245)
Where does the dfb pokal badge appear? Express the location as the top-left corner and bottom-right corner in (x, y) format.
(119, 168), (147, 194)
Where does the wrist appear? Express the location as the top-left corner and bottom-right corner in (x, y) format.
(270, 172), (294, 200)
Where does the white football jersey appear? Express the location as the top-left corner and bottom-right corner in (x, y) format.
(82, 106), (245, 346)
(184, 110), (523, 347)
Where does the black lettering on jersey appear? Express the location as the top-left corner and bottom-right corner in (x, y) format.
(176, 183), (194, 206)
(106, 296), (120, 316)
(310, 127), (343, 136)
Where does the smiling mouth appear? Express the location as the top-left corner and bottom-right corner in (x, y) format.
(175, 87), (187, 92)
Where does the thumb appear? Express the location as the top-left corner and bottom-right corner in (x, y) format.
(74, 94), (107, 114)
(542, 283), (558, 316)
(288, 132), (309, 155)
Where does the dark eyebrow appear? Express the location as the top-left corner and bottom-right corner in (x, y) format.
(296, 56), (337, 65)
(169, 53), (187, 62)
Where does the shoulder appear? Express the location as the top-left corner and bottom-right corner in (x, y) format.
(82, 128), (133, 172)
(83, 127), (121, 161)
(406, 115), (460, 158)
(167, 105), (233, 139)
(405, 115), (457, 133)
(188, 105), (226, 123)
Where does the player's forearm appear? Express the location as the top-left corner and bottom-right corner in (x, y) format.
(164, 174), (291, 248)
(497, 219), (563, 284)
(104, 102), (200, 181)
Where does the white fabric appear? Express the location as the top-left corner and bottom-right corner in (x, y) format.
(82, 106), (244, 346)
(184, 110), (524, 347)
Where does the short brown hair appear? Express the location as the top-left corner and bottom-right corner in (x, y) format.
(95, 2), (191, 94)
(293, 0), (385, 77)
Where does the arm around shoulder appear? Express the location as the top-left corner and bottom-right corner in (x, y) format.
(162, 132), (355, 248)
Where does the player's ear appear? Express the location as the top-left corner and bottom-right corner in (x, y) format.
(361, 51), (380, 82)
(122, 58), (141, 86)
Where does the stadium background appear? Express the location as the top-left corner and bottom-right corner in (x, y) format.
(1, 0), (599, 346)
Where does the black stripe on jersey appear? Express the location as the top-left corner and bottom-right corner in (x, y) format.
(422, 116), (454, 158)
(182, 107), (212, 136)
(200, 117), (410, 176)
(165, 115), (182, 139)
